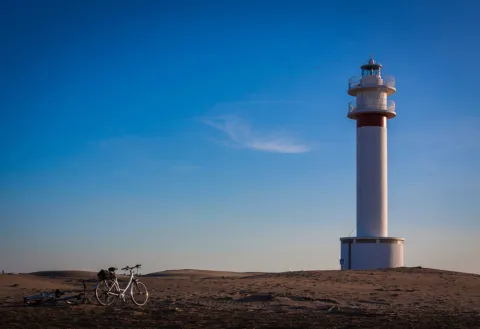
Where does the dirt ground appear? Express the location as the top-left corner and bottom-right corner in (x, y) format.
(1, 267), (479, 328)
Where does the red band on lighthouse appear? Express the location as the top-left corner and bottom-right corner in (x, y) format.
(356, 114), (387, 128)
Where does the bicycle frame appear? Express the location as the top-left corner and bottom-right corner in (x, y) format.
(24, 290), (85, 305)
(24, 280), (92, 305)
(24, 291), (55, 304)
(103, 270), (138, 300)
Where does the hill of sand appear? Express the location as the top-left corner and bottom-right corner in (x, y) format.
(29, 271), (98, 278)
(144, 269), (264, 278)
(1, 267), (479, 328)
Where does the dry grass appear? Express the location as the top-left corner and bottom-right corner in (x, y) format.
(1, 267), (479, 328)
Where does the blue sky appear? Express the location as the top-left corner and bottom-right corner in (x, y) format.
(1, 0), (479, 274)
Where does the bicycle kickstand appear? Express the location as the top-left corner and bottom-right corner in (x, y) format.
(82, 280), (91, 305)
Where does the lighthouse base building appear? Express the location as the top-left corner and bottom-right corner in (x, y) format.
(339, 58), (404, 270)
(340, 237), (404, 270)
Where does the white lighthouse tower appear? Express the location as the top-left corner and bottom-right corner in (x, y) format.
(339, 57), (404, 270)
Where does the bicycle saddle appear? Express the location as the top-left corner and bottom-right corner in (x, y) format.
(108, 267), (117, 272)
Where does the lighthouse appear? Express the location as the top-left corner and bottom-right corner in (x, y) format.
(339, 58), (404, 270)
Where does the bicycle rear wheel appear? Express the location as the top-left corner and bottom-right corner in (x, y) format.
(65, 294), (85, 305)
(24, 295), (45, 305)
(95, 280), (117, 306)
(131, 281), (148, 306)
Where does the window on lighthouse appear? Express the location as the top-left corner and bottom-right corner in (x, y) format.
(362, 68), (381, 77)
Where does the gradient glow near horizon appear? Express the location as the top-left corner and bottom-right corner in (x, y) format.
(1, 1), (479, 275)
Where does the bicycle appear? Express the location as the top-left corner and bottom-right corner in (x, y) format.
(23, 280), (91, 306)
(94, 264), (148, 306)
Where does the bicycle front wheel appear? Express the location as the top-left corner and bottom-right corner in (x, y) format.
(95, 280), (116, 306)
(131, 281), (149, 306)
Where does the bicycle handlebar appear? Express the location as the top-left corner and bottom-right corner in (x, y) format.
(121, 264), (142, 272)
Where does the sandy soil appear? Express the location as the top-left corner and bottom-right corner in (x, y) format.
(1, 267), (479, 328)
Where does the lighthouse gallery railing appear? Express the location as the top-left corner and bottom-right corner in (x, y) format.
(348, 100), (396, 114)
(348, 75), (395, 91)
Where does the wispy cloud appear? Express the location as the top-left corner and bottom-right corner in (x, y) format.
(201, 115), (313, 154)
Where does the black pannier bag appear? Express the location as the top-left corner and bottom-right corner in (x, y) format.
(97, 268), (116, 280)
(97, 269), (108, 280)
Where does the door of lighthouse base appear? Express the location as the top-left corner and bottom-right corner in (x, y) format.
(348, 240), (352, 270)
